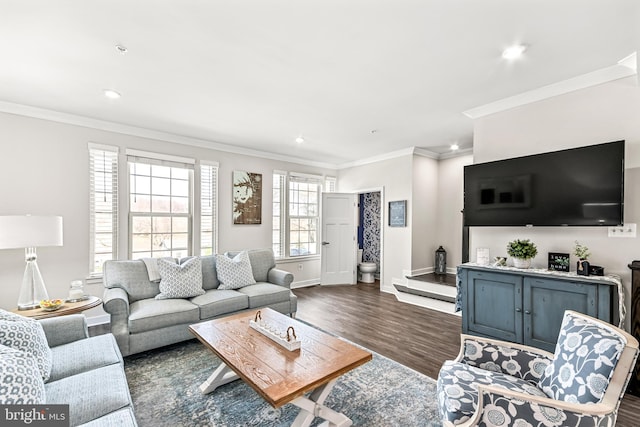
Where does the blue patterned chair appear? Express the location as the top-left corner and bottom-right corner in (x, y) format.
(437, 310), (639, 426)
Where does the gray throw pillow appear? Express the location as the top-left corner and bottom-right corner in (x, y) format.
(0, 344), (46, 404)
(156, 257), (205, 299)
(217, 251), (256, 290)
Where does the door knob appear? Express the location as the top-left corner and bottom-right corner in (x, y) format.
(322, 241), (330, 245)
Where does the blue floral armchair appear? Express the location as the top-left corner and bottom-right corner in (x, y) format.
(437, 310), (639, 427)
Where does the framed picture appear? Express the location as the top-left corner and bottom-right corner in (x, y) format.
(548, 252), (570, 272)
(388, 200), (406, 227)
(233, 171), (262, 224)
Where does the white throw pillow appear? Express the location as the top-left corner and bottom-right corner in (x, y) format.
(217, 251), (256, 290)
(0, 315), (52, 382)
(156, 257), (205, 300)
(0, 344), (46, 404)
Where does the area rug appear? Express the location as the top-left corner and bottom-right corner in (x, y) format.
(125, 339), (442, 427)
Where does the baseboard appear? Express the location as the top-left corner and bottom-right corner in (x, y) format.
(86, 314), (110, 327)
(291, 278), (320, 289)
(404, 266), (457, 277)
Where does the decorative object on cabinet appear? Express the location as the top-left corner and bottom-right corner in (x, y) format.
(388, 200), (406, 227)
(475, 247), (490, 266)
(574, 240), (591, 276)
(457, 263), (624, 353)
(506, 238), (537, 269)
(548, 252), (570, 272)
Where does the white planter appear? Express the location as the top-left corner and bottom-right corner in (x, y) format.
(512, 258), (531, 269)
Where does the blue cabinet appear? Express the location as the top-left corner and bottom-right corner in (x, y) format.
(459, 264), (617, 352)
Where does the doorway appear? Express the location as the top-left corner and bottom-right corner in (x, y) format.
(357, 189), (382, 286)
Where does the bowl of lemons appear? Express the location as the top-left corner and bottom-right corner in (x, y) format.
(39, 299), (64, 311)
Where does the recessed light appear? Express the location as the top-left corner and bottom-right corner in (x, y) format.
(451, 143), (459, 151)
(502, 44), (527, 59)
(295, 136), (305, 144)
(103, 89), (121, 99)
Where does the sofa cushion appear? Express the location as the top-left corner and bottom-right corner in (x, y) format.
(227, 249), (276, 282)
(238, 283), (291, 308)
(45, 363), (132, 426)
(0, 344), (45, 404)
(538, 311), (626, 404)
(48, 334), (122, 382)
(437, 360), (547, 425)
(129, 299), (200, 334)
(217, 251), (256, 290)
(199, 255), (220, 290)
(104, 260), (160, 302)
(190, 289), (250, 319)
(156, 257), (205, 299)
(0, 317), (52, 381)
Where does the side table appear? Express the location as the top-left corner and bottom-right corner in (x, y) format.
(11, 296), (102, 320)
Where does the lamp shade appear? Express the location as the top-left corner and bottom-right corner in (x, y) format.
(0, 215), (63, 249)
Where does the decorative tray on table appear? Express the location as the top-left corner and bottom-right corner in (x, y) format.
(249, 310), (301, 351)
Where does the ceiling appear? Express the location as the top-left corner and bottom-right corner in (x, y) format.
(1, 1), (638, 167)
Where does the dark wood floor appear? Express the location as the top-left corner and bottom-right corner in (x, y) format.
(293, 282), (640, 426)
(90, 281), (639, 425)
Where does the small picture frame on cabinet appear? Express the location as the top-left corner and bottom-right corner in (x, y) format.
(548, 252), (570, 272)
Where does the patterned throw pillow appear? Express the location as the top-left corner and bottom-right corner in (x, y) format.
(156, 257), (205, 299)
(217, 251), (256, 290)
(0, 344), (46, 404)
(0, 316), (52, 382)
(538, 311), (626, 404)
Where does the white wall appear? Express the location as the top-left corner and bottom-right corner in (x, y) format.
(338, 154), (413, 291)
(436, 154), (473, 272)
(0, 112), (334, 315)
(410, 155), (439, 273)
(471, 77), (640, 330)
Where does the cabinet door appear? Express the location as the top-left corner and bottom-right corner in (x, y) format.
(466, 271), (523, 343)
(523, 278), (597, 352)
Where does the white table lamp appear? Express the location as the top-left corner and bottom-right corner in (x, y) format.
(0, 215), (64, 310)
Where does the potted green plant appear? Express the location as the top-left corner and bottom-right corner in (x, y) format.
(574, 240), (590, 276)
(506, 239), (538, 269)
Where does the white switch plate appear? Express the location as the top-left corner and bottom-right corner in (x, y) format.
(608, 223), (637, 238)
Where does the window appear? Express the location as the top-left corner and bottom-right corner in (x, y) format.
(200, 162), (218, 255)
(273, 171), (333, 258)
(127, 151), (194, 259)
(88, 143), (119, 276)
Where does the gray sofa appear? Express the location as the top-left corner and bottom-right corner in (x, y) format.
(102, 249), (297, 356)
(36, 315), (135, 426)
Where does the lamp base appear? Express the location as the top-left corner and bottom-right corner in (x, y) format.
(17, 248), (50, 310)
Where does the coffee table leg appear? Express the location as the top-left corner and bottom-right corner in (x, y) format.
(199, 362), (240, 394)
(290, 379), (352, 427)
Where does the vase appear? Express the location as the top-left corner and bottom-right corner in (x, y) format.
(512, 258), (531, 269)
(577, 259), (590, 276)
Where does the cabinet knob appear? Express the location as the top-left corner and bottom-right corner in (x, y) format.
(516, 308), (522, 312)
(525, 310), (531, 315)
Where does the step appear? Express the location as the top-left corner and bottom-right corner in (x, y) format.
(394, 283), (456, 303)
(392, 280), (460, 317)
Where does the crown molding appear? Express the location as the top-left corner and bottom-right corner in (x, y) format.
(463, 53), (638, 119)
(438, 147), (473, 160)
(0, 100), (338, 170)
(336, 147), (416, 169)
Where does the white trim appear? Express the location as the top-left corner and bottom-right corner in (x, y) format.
(0, 100), (338, 170)
(438, 148), (473, 160)
(200, 159), (220, 167)
(289, 171), (324, 181)
(463, 58), (638, 119)
(125, 148), (195, 165)
(413, 147), (440, 160)
(87, 142), (119, 152)
(337, 147), (416, 169)
(291, 278), (321, 289)
(86, 314), (110, 327)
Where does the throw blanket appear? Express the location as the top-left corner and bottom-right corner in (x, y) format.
(142, 258), (161, 282)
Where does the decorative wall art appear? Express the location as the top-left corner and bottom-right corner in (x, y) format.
(388, 200), (406, 227)
(233, 171), (262, 224)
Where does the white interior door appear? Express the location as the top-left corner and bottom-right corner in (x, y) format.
(320, 192), (357, 285)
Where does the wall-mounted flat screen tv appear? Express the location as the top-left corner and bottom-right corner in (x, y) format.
(464, 140), (624, 227)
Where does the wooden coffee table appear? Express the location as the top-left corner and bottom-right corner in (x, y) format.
(189, 308), (372, 427)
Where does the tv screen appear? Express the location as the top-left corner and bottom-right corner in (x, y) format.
(464, 141), (624, 227)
